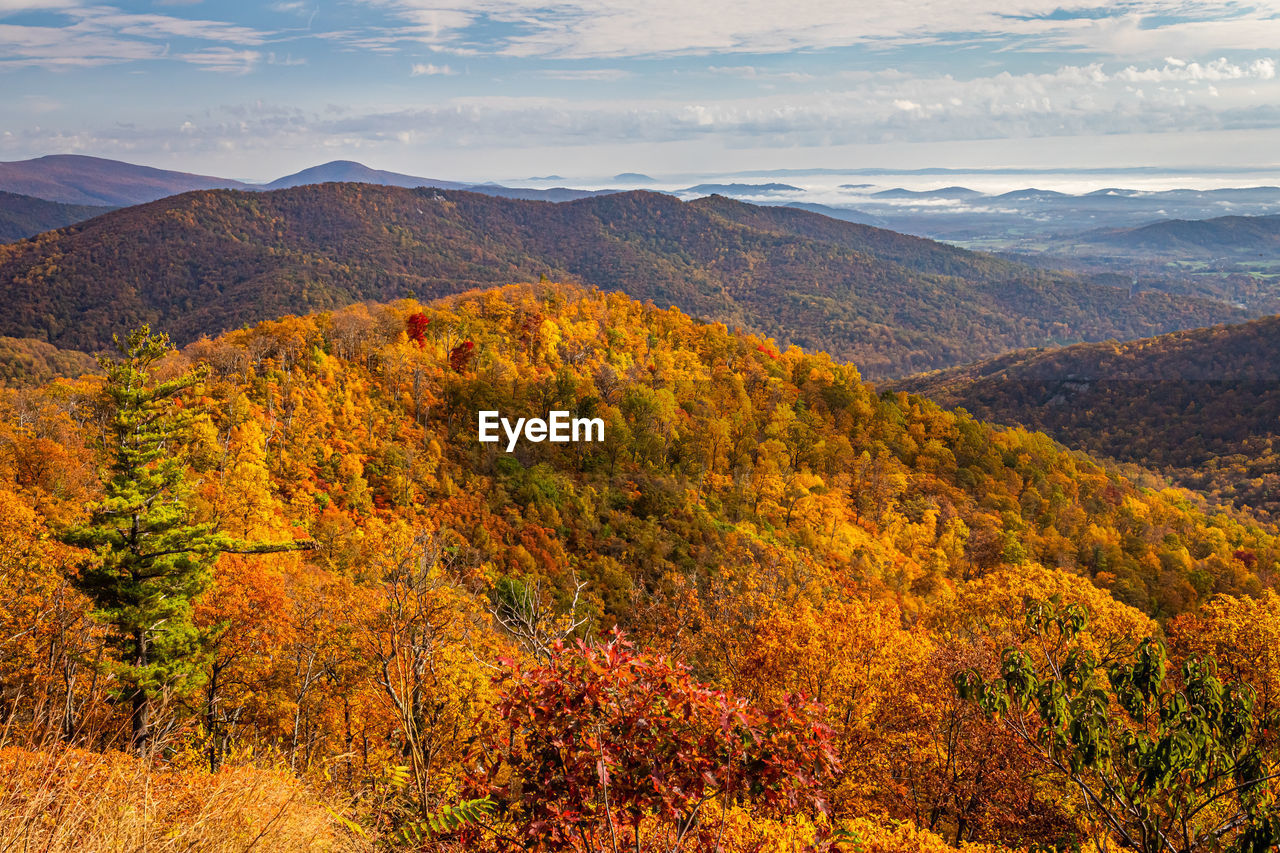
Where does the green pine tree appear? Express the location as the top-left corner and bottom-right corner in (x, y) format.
(64, 326), (299, 752)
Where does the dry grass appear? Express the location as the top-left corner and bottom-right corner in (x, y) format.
(0, 745), (371, 853)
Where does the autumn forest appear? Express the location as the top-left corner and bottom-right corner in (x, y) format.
(0, 274), (1278, 851)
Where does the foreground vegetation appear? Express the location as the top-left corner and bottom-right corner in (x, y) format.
(1, 282), (1278, 849)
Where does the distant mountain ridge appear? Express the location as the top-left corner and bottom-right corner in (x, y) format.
(1066, 213), (1280, 257)
(781, 201), (886, 227)
(763, 184), (1280, 245)
(0, 155), (611, 214)
(10, 155), (1280, 250)
(264, 160), (469, 191)
(0, 190), (114, 243)
(872, 186), (984, 199)
(0, 183), (1246, 378)
(679, 183), (802, 195)
(0, 155), (252, 206)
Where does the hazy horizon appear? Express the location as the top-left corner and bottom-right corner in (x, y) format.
(8, 151), (1280, 198)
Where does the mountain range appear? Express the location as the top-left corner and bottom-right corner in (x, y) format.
(0, 155), (252, 206)
(0, 155), (608, 222)
(1046, 213), (1280, 259)
(0, 183), (1248, 379)
(782, 185), (1280, 244)
(9, 154), (1280, 256)
(9, 154), (1280, 230)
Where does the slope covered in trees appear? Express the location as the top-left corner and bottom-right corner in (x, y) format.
(0, 190), (112, 243)
(896, 314), (1280, 520)
(0, 183), (1246, 378)
(3, 283), (1280, 850)
(0, 336), (99, 387)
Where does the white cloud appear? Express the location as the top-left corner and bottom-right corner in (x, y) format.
(1060, 15), (1280, 58)
(706, 65), (815, 82)
(7, 54), (1280, 169)
(267, 51), (307, 65)
(410, 61), (455, 74)
(540, 67), (630, 80)
(1116, 57), (1276, 82)
(0, 5), (270, 70)
(179, 47), (261, 73)
(0, 0), (78, 14)
(349, 0), (1280, 59)
(312, 57), (1280, 147)
(62, 8), (268, 44)
(0, 20), (167, 67)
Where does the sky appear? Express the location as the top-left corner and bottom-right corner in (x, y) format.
(3, 0), (1280, 183)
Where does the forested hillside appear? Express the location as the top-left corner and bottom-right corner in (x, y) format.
(896, 315), (1280, 520)
(0, 191), (112, 242)
(0, 336), (99, 387)
(0, 184), (1246, 378)
(3, 283), (1279, 850)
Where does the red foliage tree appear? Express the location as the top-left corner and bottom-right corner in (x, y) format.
(449, 340), (475, 372)
(471, 632), (838, 852)
(406, 312), (430, 347)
